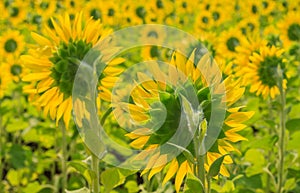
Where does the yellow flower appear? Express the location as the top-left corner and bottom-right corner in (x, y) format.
(0, 61), (13, 98)
(217, 27), (244, 60)
(3, 0), (28, 26)
(241, 45), (287, 99)
(21, 12), (124, 129)
(116, 50), (253, 192)
(277, 11), (300, 49)
(0, 30), (25, 58)
(237, 16), (260, 36)
(235, 36), (268, 84)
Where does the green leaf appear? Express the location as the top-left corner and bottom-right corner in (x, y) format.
(166, 142), (195, 164)
(6, 118), (29, 132)
(207, 154), (229, 178)
(286, 118), (300, 133)
(23, 182), (42, 193)
(183, 173), (204, 193)
(68, 161), (92, 186)
(233, 174), (263, 190)
(6, 169), (19, 186)
(243, 149), (265, 177)
(84, 128), (106, 159)
(9, 144), (29, 169)
(287, 131), (300, 155)
(101, 168), (136, 193)
(65, 187), (90, 193)
(284, 178), (296, 191)
(125, 180), (139, 193)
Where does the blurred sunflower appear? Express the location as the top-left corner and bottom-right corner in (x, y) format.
(277, 11), (300, 48)
(0, 61), (13, 98)
(116, 50), (253, 192)
(146, 0), (174, 23)
(21, 12), (124, 129)
(119, 1), (144, 27)
(217, 27), (244, 60)
(4, 56), (26, 82)
(235, 36), (268, 84)
(195, 10), (213, 30)
(84, 1), (103, 21)
(238, 17), (260, 36)
(3, 0), (28, 26)
(238, 1), (262, 19)
(0, 30), (25, 58)
(29, 0), (57, 28)
(101, 1), (121, 27)
(241, 45), (288, 99)
(175, 0), (199, 14)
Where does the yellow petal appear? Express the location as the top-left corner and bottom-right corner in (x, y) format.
(108, 57), (125, 66)
(63, 98), (72, 129)
(162, 158), (178, 185)
(31, 32), (52, 46)
(148, 154), (168, 179)
(130, 136), (150, 149)
(22, 72), (51, 81)
(175, 160), (189, 192)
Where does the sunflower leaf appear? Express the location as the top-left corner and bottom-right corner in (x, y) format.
(207, 154), (229, 178)
(166, 142), (195, 164)
(183, 173), (204, 193)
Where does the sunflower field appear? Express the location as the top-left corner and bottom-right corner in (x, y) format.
(1, 0), (300, 193)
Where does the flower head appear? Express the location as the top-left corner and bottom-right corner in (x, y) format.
(113, 50), (253, 192)
(241, 45), (287, 99)
(21, 12), (123, 128)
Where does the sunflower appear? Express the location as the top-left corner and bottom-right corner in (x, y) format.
(114, 50), (253, 192)
(235, 36), (268, 84)
(0, 30), (25, 58)
(119, 1), (144, 27)
(146, 0), (174, 23)
(3, 56), (26, 82)
(100, 1), (121, 27)
(3, 0), (28, 26)
(21, 12), (124, 129)
(217, 27), (244, 60)
(0, 61), (13, 98)
(237, 16), (260, 36)
(84, 1), (104, 21)
(175, 0), (199, 14)
(241, 45), (287, 99)
(277, 11), (300, 49)
(194, 9), (213, 31)
(237, 0), (262, 19)
(29, 0), (57, 28)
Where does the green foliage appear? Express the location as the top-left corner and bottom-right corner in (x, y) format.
(183, 173), (204, 193)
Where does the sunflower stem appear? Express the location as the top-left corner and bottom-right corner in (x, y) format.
(59, 121), (68, 192)
(206, 176), (211, 193)
(100, 107), (113, 126)
(91, 154), (100, 193)
(266, 99), (275, 193)
(276, 66), (286, 193)
(197, 154), (206, 193)
(0, 100), (3, 191)
(193, 125), (206, 192)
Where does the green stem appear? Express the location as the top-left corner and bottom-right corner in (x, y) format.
(91, 154), (100, 193)
(193, 119), (207, 193)
(0, 100), (3, 191)
(197, 154), (205, 190)
(100, 107), (113, 126)
(59, 121), (68, 192)
(206, 176), (211, 193)
(193, 135), (206, 193)
(266, 99), (274, 193)
(277, 68), (286, 193)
